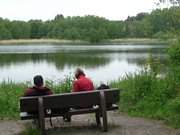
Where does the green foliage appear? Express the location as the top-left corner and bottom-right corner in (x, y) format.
(0, 24), (12, 39)
(0, 7), (180, 42)
(19, 125), (40, 135)
(111, 69), (179, 127)
(168, 41), (180, 65)
(0, 81), (26, 118)
(164, 96), (180, 128)
(9, 21), (31, 39)
(46, 76), (73, 94)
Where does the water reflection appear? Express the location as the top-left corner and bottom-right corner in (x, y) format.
(0, 44), (167, 83)
(0, 53), (110, 69)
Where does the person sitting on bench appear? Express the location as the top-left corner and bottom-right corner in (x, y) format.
(72, 68), (94, 92)
(24, 75), (53, 97)
(24, 75), (71, 123)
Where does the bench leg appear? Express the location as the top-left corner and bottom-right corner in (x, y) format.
(100, 91), (108, 132)
(63, 114), (71, 122)
(38, 97), (46, 135)
(95, 111), (101, 126)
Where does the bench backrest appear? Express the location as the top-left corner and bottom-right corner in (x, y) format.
(20, 89), (120, 112)
(104, 89), (120, 104)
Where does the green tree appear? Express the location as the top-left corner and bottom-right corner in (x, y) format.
(0, 24), (12, 39)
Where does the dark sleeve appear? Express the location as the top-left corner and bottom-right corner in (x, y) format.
(47, 90), (53, 95)
(23, 88), (34, 97)
(45, 87), (53, 95)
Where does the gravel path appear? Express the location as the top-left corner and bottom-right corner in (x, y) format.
(1, 112), (180, 135)
(0, 120), (25, 135)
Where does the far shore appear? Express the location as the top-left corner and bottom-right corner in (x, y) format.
(0, 38), (170, 45)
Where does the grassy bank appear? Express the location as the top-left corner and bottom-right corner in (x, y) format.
(0, 39), (89, 45)
(107, 38), (168, 45)
(0, 38), (169, 45)
(111, 70), (180, 128)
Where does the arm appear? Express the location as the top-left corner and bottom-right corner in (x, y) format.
(23, 88), (34, 97)
(44, 87), (53, 95)
(47, 89), (53, 95)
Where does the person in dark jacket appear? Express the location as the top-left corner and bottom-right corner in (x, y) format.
(24, 75), (70, 122)
(24, 75), (53, 97)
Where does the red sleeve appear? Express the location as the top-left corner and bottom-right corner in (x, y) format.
(73, 81), (79, 92)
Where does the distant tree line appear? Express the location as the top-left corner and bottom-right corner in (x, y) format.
(0, 6), (180, 43)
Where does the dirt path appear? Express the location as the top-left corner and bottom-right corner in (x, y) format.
(1, 112), (180, 135)
(0, 120), (25, 135)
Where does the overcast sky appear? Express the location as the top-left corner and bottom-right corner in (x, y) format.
(0, 0), (159, 21)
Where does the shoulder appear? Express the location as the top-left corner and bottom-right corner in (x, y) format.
(25, 87), (34, 92)
(73, 80), (80, 84)
(24, 87), (35, 96)
(44, 86), (53, 94)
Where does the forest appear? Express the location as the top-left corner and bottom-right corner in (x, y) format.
(0, 6), (180, 43)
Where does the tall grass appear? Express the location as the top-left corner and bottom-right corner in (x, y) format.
(0, 81), (26, 118)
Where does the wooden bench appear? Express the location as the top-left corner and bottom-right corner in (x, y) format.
(20, 88), (120, 135)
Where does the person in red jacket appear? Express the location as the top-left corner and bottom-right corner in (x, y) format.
(72, 68), (94, 92)
(24, 75), (53, 97)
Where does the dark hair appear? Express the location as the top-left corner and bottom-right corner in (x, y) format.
(33, 75), (44, 87)
(75, 68), (85, 79)
(97, 84), (110, 90)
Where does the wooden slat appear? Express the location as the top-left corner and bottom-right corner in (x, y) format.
(43, 91), (100, 109)
(20, 97), (38, 112)
(104, 89), (120, 104)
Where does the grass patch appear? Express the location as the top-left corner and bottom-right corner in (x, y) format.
(0, 39), (89, 45)
(111, 69), (180, 128)
(107, 38), (168, 45)
(19, 125), (40, 135)
(0, 81), (26, 118)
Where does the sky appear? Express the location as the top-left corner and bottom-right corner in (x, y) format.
(0, 0), (159, 21)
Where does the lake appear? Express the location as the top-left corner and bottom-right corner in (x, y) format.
(0, 44), (167, 84)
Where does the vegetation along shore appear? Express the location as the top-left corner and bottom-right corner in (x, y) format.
(0, 38), (169, 45)
(0, 7), (180, 43)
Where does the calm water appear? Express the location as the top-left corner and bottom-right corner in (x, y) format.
(0, 44), (167, 84)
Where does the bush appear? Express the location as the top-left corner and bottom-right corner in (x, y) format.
(168, 41), (180, 65)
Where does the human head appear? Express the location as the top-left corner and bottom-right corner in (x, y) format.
(75, 68), (85, 79)
(33, 75), (44, 87)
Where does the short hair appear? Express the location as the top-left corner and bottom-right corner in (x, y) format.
(75, 68), (85, 79)
(33, 75), (44, 87)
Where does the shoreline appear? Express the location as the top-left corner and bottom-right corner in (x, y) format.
(0, 38), (169, 45)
